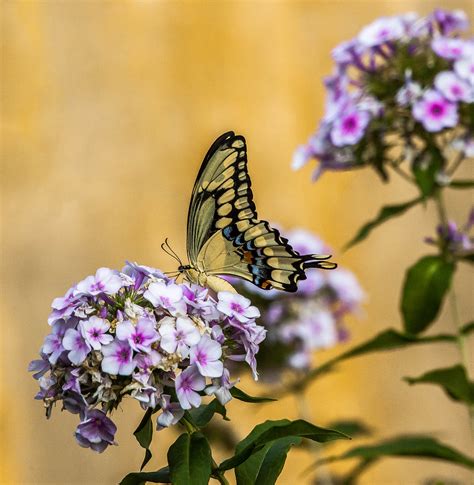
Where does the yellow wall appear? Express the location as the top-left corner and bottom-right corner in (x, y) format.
(2, 1), (473, 484)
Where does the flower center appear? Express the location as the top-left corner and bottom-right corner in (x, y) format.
(134, 334), (143, 344)
(342, 115), (357, 133)
(429, 102), (445, 117)
(230, 302), (243, 313)
(119, 348), (129, 361)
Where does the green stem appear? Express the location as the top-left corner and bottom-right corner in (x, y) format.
(296, 389), (334, 485)
(434, 192), (474, 442)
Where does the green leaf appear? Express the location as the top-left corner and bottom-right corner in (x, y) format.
(120, 467), (170, 485)
(235, 436), (301, 485)
(295, 328), (456, 390)
(230, 386), (277, 403)
(413, 154), (442, 197)
(449, 179), (474, 189)
(404, 365), (474, 404)
(134, 408), (154, 470)
(167, 432), (212, 485)
(219, 419), (348, 471)
(317, 435), (474, 470)
(188, 399), (229, 427)
(401, 255), (455, 334)
(345, 197), (422, 249)
(461, 321), (474, 336)
(326, 420), (372, 439)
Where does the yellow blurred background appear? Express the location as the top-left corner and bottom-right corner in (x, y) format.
(2, 1), (473, 484)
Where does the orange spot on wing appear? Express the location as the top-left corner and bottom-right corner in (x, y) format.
(260, 280), (272, 289)
(242, 251), (254, 263)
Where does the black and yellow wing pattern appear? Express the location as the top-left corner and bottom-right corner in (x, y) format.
(186, 131), (336, 292)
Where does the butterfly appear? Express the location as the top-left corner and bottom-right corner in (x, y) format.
(163, 131), (336, 293)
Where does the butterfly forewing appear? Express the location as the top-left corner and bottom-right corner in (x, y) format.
(186, 132), (257, 263)
(186, 131), (335, 292)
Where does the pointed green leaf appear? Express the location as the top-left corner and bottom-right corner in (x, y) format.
(230, 386), (277, 403)
(219, 419), (348, 471)
(404, 365), (474, 404)
(345, 197), (422, 249)
(449, 179), (474, 189)
(316, 436), (474, 470)
(461, 321), (474, 336)
(133, 408), (154, 470)
(120, 467), (170, 485)
(235, 436), (301, 485)
(326, 420), (372, 439)
(188, 399), (229, 427)
(168, 432), (212, 485)
(401, 256), (455, 334)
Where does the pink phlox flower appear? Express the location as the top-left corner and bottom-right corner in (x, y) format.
(330, 109), (371, 147)
(144, 281), (187, 316)
(434, 71), (472, 102)
(74, 268), (123, 297)
(175, 365), (206, 410)
(122, 261), (166, 290)
(288, 350), (312, 370)
(396, 80), (423, 106)
(62, 328), (92, 365)
(332, 39), (363, 65)
(189, 335), (224, 378)
(157, 394), (184, 429)
(63, 391), (88, 419)
(454, 58), (474, 86)
(75, 409), (117, 453)
(306, 310), (339, 349)
(42, 324), (66, 365)
(133, 351), (162, 386)
(226, 318), (266, 380)
(432, 9), (469, 35)
(358, 16), (405, 47)
(79, 316), (113, 350)
(286, 228), (331, 255)
(292, 144), (313, 171)
(159, 316), (201, 358)
(298, 271), (326, 296)
(217, 292), (260, 322)
(116, 318), (159, 353)
(412, 89), (458, 132)
(62, 368), (82, 394)
(326, 268), (365, 312)
(48, 287), (82, 325)
(204, 368), (237, 405)
(28, 354), (50, 380)
(452, 137), (474, 157)
(431, 37), (470, 59)
(101, 339), (135, 376)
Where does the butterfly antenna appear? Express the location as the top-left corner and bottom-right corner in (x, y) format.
(164, 238), (183, 265)
(161, 241), (180, 264)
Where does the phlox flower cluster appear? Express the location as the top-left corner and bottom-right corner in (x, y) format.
(231, 229), (364, 378)
(29, 263), (265, 452)
(425, 206), (474, 256)
(293, 9), (473, 182)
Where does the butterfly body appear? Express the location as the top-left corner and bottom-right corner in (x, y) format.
(178, 131), (336, 293)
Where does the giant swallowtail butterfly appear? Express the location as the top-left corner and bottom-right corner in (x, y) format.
(165, 132), (336, 293)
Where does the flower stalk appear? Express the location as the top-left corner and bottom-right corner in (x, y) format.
(434, 192), (474, 442)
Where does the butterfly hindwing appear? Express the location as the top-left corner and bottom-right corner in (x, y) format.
(198, 218), (334, 292)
